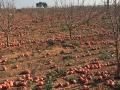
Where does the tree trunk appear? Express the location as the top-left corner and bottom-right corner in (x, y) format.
(107, 0), (109, 10)
(4, 32), (9, 47)
(69, 29), (72, 39)
(6, 33), (9, 47)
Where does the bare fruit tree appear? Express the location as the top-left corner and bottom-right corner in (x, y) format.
(0, 0), (15, 47)
(105, 0), (110, 16)
(105, 0), (120, 77)
(112, 0), (120, 78)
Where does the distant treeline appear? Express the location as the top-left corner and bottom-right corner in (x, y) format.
(36, 2), (48, 8)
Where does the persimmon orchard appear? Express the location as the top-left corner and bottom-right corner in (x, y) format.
(0, 0), (119, 90)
